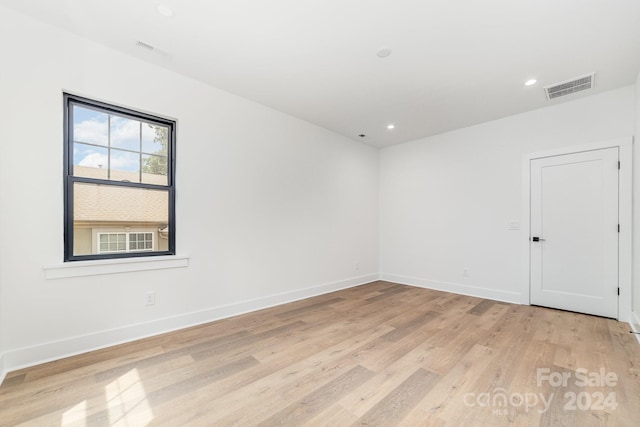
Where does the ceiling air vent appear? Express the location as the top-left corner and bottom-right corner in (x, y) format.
(135, 41), (169, 57)
(544, 73), (595, 100)
(136, 40), (155, 51)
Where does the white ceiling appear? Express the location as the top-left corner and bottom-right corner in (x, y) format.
(2, 0), (640, 147)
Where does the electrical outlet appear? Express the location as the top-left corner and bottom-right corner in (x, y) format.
(464, 268), (469, 277)
(145, 291), (156, 306)
(355, 263), (360, 271)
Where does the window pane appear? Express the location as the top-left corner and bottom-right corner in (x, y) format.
(110, 116), (141, 151)
(92, 232), (153, 253)
(73, 106), (108, 147)
(127, 232), (153, 252)
(110, 149), (141, 183)
(141, 154), (168, 185)
(73, 143), (109, 179)
(142, 124), (168, 155)
(73, 183), (169, 256)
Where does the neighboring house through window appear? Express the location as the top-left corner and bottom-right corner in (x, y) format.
(64, 94), (176, 261)
(97, 232), (154, 254)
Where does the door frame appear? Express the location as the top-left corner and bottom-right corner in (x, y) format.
(520, 137), (633, 321)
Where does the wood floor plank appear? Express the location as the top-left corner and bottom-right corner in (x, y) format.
(1, 281), (639, 427)
(468, 299), (495, 316)
(355, 368), (439, 426)
(397, 408), (446, 427)
(305, 403), (359, 427)
(257, 365), (374, 426)
(531, 307), (562, 344)
(364, 285), (412, 303)
(0, 373), (26, 388)
(274, 297), (346, 319)
(475, 303), (510, 331)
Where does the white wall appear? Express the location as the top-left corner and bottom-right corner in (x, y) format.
(380, 86), (635, 303)
(633, 72), (640, 330)
(0, 7), (379, 377)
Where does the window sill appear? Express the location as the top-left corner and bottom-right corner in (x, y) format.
(43, 255), (189, 279)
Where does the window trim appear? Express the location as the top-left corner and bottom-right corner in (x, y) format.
(64, 93), (176, 262)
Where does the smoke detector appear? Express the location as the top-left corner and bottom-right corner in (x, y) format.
(544, 73), (595, 100)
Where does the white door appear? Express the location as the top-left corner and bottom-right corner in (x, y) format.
(530, 147), (619, 318)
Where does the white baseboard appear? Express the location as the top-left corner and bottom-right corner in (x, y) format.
(630, 311), (640, 346)
(0, 273), (378, 377)
(0, 353), (6, 386)
(380, 273), (521, 304)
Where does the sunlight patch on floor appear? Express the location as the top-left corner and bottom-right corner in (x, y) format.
(105, 368), (154, 426)
(61, 400), (87, 426)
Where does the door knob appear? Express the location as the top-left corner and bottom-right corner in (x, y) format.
(531, 236), (546, 242)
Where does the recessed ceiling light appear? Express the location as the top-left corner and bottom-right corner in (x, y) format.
(387, 124), (395, 130)
(157, 4), (174, 17)
(525, 79), (537, 86)
(377, 48), (392, 58)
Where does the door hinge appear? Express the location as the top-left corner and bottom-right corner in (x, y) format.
(618, 224), (620, 233)
(618, 288), (620, 295)
(618, 161), (620, 169)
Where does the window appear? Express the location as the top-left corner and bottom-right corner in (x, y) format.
(97, 232), (154, 254)
(64, 94), (175, 261)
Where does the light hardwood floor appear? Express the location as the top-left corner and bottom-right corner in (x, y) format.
(1, 281), (639, 426)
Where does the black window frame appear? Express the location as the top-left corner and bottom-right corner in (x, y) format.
(63, 93), (176, 262)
